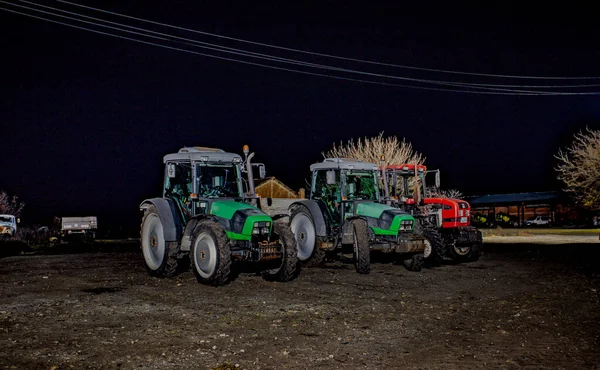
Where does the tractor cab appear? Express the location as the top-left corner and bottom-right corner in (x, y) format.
(163, 147), (251, 222)
(310, 158), (381, 228)
(382, 164), (429, 206)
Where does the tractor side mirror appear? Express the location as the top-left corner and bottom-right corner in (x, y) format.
(326, 170), (336, 185)
(435, 171), (441, 188)
(167, 163), (176, 178)
(250, 163), (266, 179)
(213, 176), (223, 187)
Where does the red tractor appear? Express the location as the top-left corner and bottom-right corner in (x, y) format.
(380, 163), (482, 264)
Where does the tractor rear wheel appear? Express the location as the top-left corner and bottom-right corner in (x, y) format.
(351, 219), (370, 274)
(190, 220), (231, 286)
(262, 220), (299, 282)
(290, 206), (322, 266)
(140, 205), (181, 277)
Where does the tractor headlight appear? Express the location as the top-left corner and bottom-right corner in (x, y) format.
(253, 221), (270, 235)
(402, 220), (414, 230)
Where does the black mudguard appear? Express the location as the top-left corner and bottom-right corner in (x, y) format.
(139, 198), (182, 242)
(289, 199), (329, 237)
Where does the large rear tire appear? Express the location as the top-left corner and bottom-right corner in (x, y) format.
(262, 220), (299, 282)
(351, 219), (370, 274)
(140, 205), (181, 277)
(190, 220), (231, 286)
(290, 206), (323, 267)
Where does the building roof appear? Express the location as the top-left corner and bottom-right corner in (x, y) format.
(466, 191), (561, 206)
(255, 177), (299, 198)
(163, 147), (242, 164)
(310, 158), (379, 171)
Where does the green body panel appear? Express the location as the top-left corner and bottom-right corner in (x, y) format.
(209, 200), (272, 240)
(354, 202), (392, 219)
(349, 201), (415, 235)
(209, 200), (257, 219)
(370, 227), (400, 236)
(226, 231), (251, 241)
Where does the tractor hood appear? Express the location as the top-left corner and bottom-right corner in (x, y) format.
(355, 201), (406, 219)
(209, 200), (272, 239)
(353, 202), (415, 234)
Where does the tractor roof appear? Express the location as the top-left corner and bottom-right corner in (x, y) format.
(386, 164), (427, 171)
(310, 158), (379, 171)
(163, 147), (242, 164)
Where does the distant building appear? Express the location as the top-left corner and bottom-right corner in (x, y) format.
(464, 191), (582, 226)
(255, 177), (304, 199)
(255, 177), (305, 215)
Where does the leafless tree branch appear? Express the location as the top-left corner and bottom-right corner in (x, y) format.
(554, 126), (600, 210)
(0, 190), (25, 217)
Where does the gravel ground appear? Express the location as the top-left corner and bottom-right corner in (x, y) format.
(1, 239), (599, 370)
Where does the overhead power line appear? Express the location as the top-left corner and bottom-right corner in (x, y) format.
(11, 0), (600, 91)
(53, 0), (600, 81)
(1, 3), (600, 95)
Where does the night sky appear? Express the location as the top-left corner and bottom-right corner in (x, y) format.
(1, 1), (599, 235)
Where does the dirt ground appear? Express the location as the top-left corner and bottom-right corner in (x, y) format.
(1, 237), (599, 370)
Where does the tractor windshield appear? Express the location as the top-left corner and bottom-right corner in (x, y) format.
(196, 163), (242, 198)
(344, 170), (379, 201)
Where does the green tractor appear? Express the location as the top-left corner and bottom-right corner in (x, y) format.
(288, 158), (427, 274)
(139, 146), (298, 286)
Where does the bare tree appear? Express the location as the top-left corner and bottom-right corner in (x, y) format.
(555, 127), (600, 210)
(324, 132), (425, 196)
(0, 190), (25, 217)
(324, 132), (425, 167)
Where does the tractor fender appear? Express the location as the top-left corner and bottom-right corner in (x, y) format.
(341, 216), (366, 245)
(270, 214), (290, 222)
(289, 200), (328, 237)
(178, 214), (222, 252)
(139, 198), (181, 242)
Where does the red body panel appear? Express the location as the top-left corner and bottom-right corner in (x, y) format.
(423, 197), (471, 228)
(385, 164), (427, 172)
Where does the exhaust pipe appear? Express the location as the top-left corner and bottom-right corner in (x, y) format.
(243, 145), (256, 197)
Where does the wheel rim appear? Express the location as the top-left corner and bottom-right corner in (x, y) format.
(423, 239), (432, 259)
(454, 244), (471, 256)
(291, 213), (315, 261)
(193, 232), (217, 278)
(141, 214), (165, 271)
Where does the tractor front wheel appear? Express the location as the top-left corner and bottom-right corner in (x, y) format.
(449, 243), (474, 262)
(351, 219), (370, 274)
(140, 205), (181, 277)
(190, 220), (232, 286)
(403, 253), (424, 272)
(262, 220), (299, 282)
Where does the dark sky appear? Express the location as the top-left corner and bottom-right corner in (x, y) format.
(1, 1), (600, 234)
